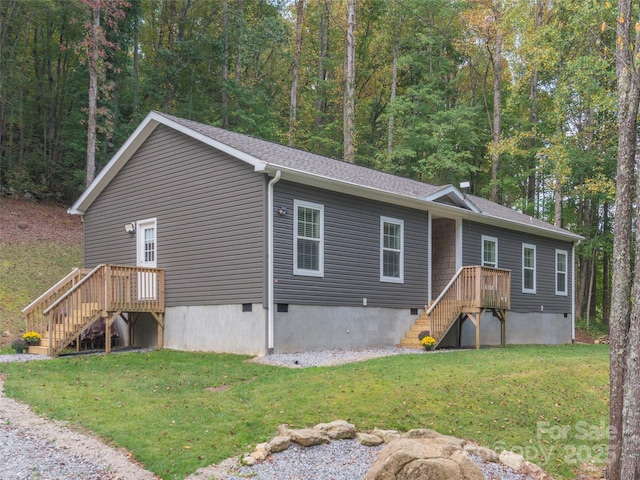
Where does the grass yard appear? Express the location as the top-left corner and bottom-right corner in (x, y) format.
(0, 345), (609, 480)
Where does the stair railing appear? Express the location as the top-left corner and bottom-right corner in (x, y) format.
(426, 266), (511, 344)
(23, 268), (91, 339)
(40, 264), (105, 356)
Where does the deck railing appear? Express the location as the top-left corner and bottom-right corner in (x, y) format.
(427, 266), (510, 343)
(23, 265), (164, 356)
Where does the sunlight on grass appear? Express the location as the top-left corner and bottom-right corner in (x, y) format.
(0, 345), (609, 480)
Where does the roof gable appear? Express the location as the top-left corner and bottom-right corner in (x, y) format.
(69, 111), (582, 242)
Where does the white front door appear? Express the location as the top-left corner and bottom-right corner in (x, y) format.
(136, 218), (157, 299)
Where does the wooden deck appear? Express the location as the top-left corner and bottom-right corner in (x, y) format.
(400, 266), (511, 349)
(22, 265), (165, 356)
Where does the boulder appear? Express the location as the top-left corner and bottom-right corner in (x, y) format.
(372, 428), (401, 443)
(402, 428), (466, 448)
(250, 442), (271, 461)
(315, 420), (357, 440)
(357, 432), (384, 447)
(364, 438), (483, 480)
(268, 435), (291, 453)
(499, 450), (525, 471)
(287, 428), (330, 447)
(521, 460), (554, 480)
(463, 444), (499, 463)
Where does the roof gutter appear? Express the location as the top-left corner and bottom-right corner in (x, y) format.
(267, 170), (281, 354)
(261, 165), (583, 243)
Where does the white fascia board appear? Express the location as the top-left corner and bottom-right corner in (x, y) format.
(263, 165), (583, 244)
(68, 112), (267, 215)
(68, 113), (161, 215)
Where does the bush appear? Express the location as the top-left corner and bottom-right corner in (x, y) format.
(11, 338), (27, 354)
(418, 330), (430, 341)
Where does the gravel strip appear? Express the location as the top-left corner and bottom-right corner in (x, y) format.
(227, 439), (384, 480)
(0, 353), (54, 363)
(224, 441), (534, 480)
(250, 345), (434, 368)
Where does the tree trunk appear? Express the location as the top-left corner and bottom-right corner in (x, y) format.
(620, 172), (640, 478)
(314, 0), (330, 136)
(343, 0), (356, 163)
(221, 0), (229, 129)
(602, 203), (610, 325)
(608, 1), (640, 477)
(388, 37), (398, 154)
(526, 0), (543, 216)
(289, 0), (304, 146)
(132, 13), (139, 117)
(86, 1), (100, 189)
(490, 4), (502, 203)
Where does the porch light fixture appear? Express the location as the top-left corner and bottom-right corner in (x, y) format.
(124, 222), (136, 234)
(278, 206), (288, 216)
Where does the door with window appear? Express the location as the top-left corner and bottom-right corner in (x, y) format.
(136, 218), (157, 299)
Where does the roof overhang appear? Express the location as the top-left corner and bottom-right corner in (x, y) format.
(68, 111), (267, 215)
(262, 165), (583, 244)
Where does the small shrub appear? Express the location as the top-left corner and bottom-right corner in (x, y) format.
(418, 330), (430, 341)
(11, 338), (27, 354)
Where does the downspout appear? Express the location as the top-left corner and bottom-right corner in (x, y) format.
(267, 170), (281, 354)
(572, 240), (581, 343)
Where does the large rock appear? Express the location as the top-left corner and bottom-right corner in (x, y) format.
(364, 438), (483, 480)
(286, 428), (330, 447)
(357, 432), (384, 447)
(463, 444), (499, 463)
(499, 450), (525, 472)
(315, 420), (357, 439)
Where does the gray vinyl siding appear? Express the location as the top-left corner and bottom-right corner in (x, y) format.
(462, 220), (573, 314)
(84, 125), (266, 306)
(273, 181), (429, 308)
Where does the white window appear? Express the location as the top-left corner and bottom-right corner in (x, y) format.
(380, 216), (404, 283)
(522, 243), (536, 294)
(293, 200), (324, 277)
(556, 249), (568, 296)
(481, 236), (498, 268)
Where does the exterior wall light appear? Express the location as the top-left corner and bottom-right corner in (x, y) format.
(278, 206), (288, 216)
(124, 222), (136, 234)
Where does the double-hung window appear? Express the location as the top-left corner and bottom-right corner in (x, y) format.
(522, 243), (536, 294)
(380, 216), (404, 283)
(556, 249), (568, 296)
(294, 200), (324, 277)
(481, 236), (498, 268)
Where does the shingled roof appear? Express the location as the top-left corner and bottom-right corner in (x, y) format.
(70, 111), (582, 242)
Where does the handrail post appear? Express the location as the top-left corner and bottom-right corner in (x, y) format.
(103, 265), (110, 312)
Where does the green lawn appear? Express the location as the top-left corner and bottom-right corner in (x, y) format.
(0, 345), (609, 480)
(0, 242), (83, 342)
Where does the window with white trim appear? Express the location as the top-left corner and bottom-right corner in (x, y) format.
(522, 243), (536, 294)
(481, 236), (498, 268)
(380, 217), (404, 283)
(293, 200), (324, 276)
(556, 249), (568, 296)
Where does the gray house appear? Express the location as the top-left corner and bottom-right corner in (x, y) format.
(48, 111), (581, 356)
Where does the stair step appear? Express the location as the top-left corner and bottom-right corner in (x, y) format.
(28, 345), (50, 356)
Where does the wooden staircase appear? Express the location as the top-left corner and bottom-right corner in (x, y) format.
(400, 266), (511, 350)
(23, 264), (165, 356)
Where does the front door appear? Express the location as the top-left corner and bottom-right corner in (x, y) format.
(136, 218), (157, 299)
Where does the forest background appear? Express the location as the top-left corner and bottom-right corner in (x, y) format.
(0, 0), (620, 327)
